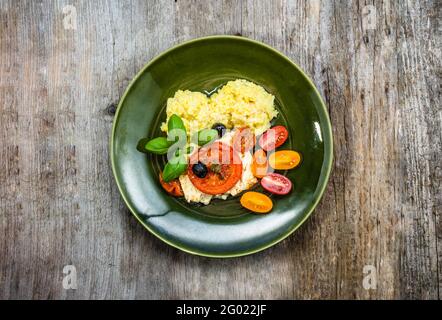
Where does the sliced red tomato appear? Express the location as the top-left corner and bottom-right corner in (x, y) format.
(159, 172), (184, 196)
(260, 173), (292, 195)
(258, 126), (289, 151)
(233, 127), (256, 154)
(188, 142), (242, 195)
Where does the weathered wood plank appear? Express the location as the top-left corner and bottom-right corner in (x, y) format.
(395, 0), (440, 299)
(0, 0), (440, 299)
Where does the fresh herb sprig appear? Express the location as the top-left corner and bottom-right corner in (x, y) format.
(137, 114), (188, 182)
(137, 114), (219, 182)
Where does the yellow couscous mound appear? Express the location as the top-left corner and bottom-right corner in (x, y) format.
(160, 79), (278, 136)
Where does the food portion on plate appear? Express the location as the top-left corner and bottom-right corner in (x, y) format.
(137, 79), (302, 214)
(160, 79), (278, 136)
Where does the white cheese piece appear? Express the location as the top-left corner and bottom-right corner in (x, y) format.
(179, 174), (212, 205)
(225, 151), (257, 196)
(217, 130), (235, 145)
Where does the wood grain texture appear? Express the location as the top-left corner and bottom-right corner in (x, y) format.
(0, 0), (440, 299)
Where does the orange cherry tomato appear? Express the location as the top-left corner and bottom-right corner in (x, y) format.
(159, 172), (184, 196)
(251, 149), (268, 178)
(233, 127), (256, 154)
(258, 125), (289, 151)
(240, 191), (273, 213)
(188, 142), (243, 195)
(269, 150), (301, 170)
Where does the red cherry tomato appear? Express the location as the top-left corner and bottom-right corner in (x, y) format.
(260, 173), (292, 195)
(258, 126), (289, 151)
(233, 127), (256, 154)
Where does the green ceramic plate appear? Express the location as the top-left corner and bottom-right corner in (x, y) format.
(110, 36), (333, 258)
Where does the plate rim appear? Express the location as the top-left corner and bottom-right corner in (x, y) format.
(110, 35), (334, 258)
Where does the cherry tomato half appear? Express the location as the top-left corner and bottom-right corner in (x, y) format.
(261, 173), (292, 195)
(251, 149), (268, 178)
(258, 126), (289, 151)
(188, 142), (243, 195)
(233, 127), (256, 154)
(159, 172), (184, 196)
(269, 150), (301, 170)
(240, 191), (273, 213)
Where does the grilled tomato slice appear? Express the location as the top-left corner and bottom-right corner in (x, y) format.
(159, 172), (184, 197)
(188, 142), (242, 195)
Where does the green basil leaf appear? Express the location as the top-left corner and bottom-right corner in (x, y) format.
(162, 154), (187, 182)
(137, 138), (150, 153)
(137, 137), (170, 154)
(174, 144), (194, 157)
(167, 114), (186, 142)
(167, 128), (187, 147)
(196, 128), (218, 146)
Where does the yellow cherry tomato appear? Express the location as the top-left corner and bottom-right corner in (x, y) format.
(240, 191), (273, 214)
(251, 149), (268, 178)
(269, 150), (301, 170)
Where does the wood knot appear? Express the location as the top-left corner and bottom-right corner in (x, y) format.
(106, 103), (117, 116)
(363, 35), (370, 44)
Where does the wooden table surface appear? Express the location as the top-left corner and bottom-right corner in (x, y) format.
(0, 0), (440, 300)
